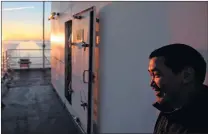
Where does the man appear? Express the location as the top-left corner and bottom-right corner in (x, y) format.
(148, 43), (208, 134)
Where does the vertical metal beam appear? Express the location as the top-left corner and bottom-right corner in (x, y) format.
(87, 9), (94, 134)
(43, 1), (45, 69)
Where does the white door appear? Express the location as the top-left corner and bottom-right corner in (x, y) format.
(71, 6), (96, 133)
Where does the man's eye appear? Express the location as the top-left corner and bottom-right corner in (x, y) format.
(154, 74), (160, 77)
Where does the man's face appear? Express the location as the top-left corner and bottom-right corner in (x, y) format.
(148, 57), (183, 105)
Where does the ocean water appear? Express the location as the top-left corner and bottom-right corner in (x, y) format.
(2, 40), (51, 51)
(2, 40), (51, 70)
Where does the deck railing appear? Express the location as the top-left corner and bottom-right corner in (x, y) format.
(1, 49), (51, 78)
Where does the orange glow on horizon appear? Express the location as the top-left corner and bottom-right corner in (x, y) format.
(2, 22), (50, 41)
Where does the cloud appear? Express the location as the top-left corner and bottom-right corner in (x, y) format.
(2, 6), (34, 11)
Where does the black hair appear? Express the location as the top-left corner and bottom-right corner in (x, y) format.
(149, 43), (207, 84)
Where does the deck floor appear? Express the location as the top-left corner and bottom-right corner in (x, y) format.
(2, 69), (81, 134)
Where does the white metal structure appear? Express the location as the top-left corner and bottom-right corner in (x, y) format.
(50, 2), (208, 133)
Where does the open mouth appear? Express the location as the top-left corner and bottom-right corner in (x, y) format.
(152, 86), (164, 97)
(155, 91), (164, 97)
(155, 92), (161, 96)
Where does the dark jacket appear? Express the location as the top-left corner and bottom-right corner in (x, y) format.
(153, 85), (208, 134)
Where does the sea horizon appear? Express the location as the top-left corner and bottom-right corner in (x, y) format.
(2, 40), (51, 52)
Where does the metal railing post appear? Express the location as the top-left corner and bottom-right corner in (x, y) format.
(43, 45), (45, 69)
(42, 1), (45, 69)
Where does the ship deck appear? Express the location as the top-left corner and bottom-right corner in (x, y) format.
(2, 69), (81, 134)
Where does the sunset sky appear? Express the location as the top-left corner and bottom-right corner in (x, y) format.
(2, 2), (51, 41)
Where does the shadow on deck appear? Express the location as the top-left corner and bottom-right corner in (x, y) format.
(2, 69), (81, 134)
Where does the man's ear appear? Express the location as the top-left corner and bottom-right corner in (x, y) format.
(182, 67), (195, 84)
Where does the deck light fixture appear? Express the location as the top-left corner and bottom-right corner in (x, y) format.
(48, 12), (60, 20)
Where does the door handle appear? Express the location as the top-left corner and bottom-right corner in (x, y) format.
(83, 70), (89, 83)
(83, 70), (96, 83)
(81, 41), (89, 51)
